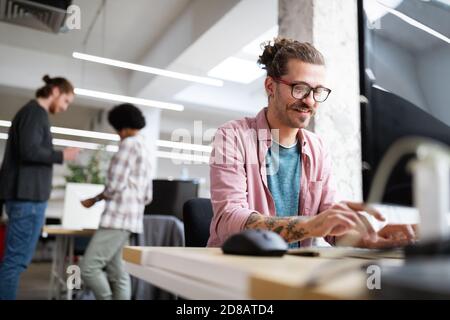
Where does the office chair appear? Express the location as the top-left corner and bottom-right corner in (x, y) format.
(182, 198), (213, 247)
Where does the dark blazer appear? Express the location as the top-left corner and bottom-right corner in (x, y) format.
(0, 100), (63, 202)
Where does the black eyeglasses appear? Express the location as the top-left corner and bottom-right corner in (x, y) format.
(273, 78), (331, 103)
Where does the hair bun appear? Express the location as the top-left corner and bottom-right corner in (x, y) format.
(42, 75), (51, 84)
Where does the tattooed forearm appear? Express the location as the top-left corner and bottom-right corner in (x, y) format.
(244, 213), (261, 227)
(273, 226), (284, 235)
(286, 218), (308, 240)
(244, 213), (310, 243)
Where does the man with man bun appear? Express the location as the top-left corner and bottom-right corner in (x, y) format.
(0, 75), (79, 299)
(207, 38), (416, 249)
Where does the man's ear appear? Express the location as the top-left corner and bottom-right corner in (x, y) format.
(51, 86), (61, 97)
(264, 77), (275, 98)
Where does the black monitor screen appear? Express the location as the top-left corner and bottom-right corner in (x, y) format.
(359, 0), (450, 205)
(144, 179), (199, 221)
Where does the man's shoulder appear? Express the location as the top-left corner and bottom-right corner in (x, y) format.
(15, 100), (41, 116)
(12, 100), (46, 127)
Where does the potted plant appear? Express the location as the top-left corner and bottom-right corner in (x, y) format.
(66, 147), (108, 185)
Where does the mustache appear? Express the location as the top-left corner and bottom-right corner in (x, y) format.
(289, 102), (313, 113)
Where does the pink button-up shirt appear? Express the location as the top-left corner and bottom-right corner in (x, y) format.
(207, 107), (336, 247)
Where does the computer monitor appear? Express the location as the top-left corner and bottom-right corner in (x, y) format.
(358, 0), (450, 206)
(144, 179), (199, 221)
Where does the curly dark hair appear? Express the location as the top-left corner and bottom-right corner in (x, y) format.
(257, 37), (325, 78)
(108, 103), (146, 131)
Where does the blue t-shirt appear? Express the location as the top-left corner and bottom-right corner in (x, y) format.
(266, 141), (301, 248)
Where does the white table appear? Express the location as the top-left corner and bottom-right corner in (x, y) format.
(122, 246), (404, 300)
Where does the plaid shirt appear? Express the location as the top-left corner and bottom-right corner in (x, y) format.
(100, 135), (152, 233)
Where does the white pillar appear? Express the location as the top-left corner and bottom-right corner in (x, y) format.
(140, 109), (160, 178)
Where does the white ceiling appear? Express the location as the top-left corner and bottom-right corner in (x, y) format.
(375, 0), (450, 52)
(0, 0), (191, 62)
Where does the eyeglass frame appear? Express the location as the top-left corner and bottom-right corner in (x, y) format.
(272, 77), (332, 102)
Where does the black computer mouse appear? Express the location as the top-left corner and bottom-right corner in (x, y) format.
(222, 229), (288, 257)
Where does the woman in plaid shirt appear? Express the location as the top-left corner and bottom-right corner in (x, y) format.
(80, 103), (153, 300)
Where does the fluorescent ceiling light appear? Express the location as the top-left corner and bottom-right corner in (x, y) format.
(73, 52), (224, 87)
(208, 57), (265, 84)
(365, 68), (376, 81)
(52, 138), (117, 152)
(54, 139), (209, 162)
(156, 140), (212, 153)
(156, 151), (209, 164)
(51, 127), (120, 141)
(50, 127), (212, 152)
(242, 25), (279, 56)
(0, 120), (11, 127)
(0, 120), (212, 154)
(74, 88), (184, 112)
(0, 121), (119, 141)
(372, 84), (390, 92)
(434, 0), (450, 7)
(53, 139), (212, 160)
(374, 0), (450, 44)
(364, 0), (403, 23)
(0, 133), (210, 163)
(52, 139), (209, 163)
(0, 134), (92, 149)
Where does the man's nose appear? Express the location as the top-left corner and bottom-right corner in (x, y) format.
(302, 90), (315, 108)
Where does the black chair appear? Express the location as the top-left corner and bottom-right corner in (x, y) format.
(145, 179), (199, 221)
(183, 198), (213, 247)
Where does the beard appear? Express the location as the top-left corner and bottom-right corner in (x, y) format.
(48, 99), (60, 114)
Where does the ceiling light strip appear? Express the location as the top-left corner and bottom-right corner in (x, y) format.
(74, 88), (185, 112)
(51, 127), (120, 141)
(377, 1), (450, 44)
(0, 134), (210, 163)
(156, 140), (212, 152)
(156, 150), (210, 164)
(1, 122), (212, 153)
(73, 52), (224, 87)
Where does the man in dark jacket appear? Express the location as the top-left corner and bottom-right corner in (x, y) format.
(0, 75), (79, 300)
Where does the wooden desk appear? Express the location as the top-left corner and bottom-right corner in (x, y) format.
(42, 226), (95, 300)
(123, 246), (404, 300)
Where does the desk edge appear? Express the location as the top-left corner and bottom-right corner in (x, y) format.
(123, 246), (143, 265)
